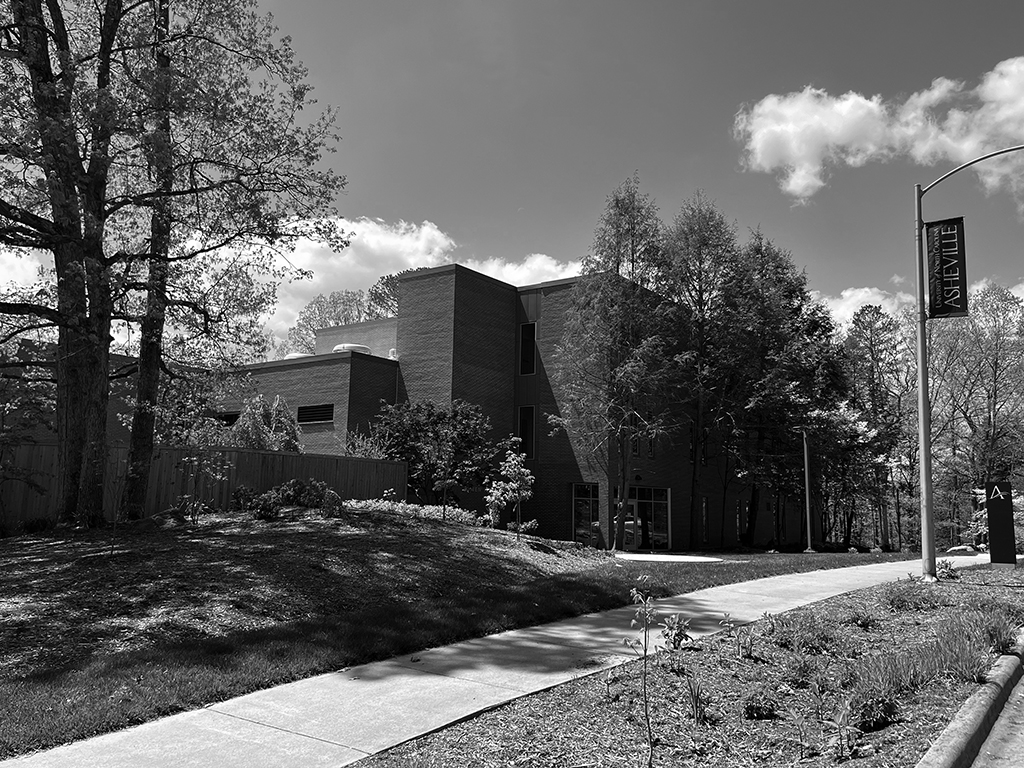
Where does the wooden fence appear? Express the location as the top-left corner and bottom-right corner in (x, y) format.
(0, 442), (407, 530)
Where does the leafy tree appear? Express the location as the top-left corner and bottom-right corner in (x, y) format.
(286, 290), (368, 354)
(228, 394), (302, 453)
(551, 173), (670, 550)
(366, 273), (400, 319)
(0, 0), (345, 525)
(365, 267), (433, 320)
(485, 438), (534, 534)
(372, 399), (504, 507)
(662, 193), (745, 545)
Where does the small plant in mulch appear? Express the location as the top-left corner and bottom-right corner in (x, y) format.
(936, 558), (961, 581)
(881, 579), (948, 612)
(743, 685), (780, 720)
(623, 575), (658, 768)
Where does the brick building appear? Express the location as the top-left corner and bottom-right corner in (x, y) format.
(232, 264), (805, 550)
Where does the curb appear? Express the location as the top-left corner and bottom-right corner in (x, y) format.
(915, 638), (1024, 768)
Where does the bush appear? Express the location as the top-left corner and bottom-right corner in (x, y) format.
(842, 608), (880, 630)
(936, 559), (961, 581)
(230, 485), (258, 512)
(21, 517), (54, 534)
(743, 686), (780, 720)
(881, 581), (947, 613)
(251, 489), (284, 521)
(772, 612), (842, 655)
(321, 489), (344, 518)
(782, 653), (823, 690)
(507, 519), (539, 534)
(851, 688), (901, 731)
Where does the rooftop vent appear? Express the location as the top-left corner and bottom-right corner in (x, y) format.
(332, 343), (371, 355)
(283, 352), (312, 360)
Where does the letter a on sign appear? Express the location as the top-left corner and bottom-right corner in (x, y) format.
(926, 217), (968, 319)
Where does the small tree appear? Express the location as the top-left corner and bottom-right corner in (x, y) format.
(485, 438), (535, 537)
(374, 399), (503, 507)
(229, 394), (302, 453)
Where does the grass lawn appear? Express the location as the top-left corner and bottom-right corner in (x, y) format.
(1, 503), (913, 759)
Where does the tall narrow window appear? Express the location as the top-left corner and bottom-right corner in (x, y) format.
(572, 483), (600, 547)
(518, 405), (535, 459)
(520, 322), (537, 375)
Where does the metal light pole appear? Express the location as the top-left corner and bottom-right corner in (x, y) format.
(802, 428), (814, 553)
(914, 144), (1024, 582)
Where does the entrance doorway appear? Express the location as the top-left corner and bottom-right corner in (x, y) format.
(621, 487), (670, 551)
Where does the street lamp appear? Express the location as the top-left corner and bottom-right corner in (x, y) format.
(802, 428), (815, 553)
(914, 144), (1024, 582)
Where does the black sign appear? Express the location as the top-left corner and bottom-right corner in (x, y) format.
(927, 217), (968, 319)
(985, 481), (1017, 567)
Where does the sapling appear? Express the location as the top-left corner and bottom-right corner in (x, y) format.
(624, 575), (658, 768)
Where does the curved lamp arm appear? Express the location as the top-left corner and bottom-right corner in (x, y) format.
(922, 144), (1024, 195)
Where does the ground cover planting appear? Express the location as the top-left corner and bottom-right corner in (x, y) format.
(0, 500), (913, 759)
(363, 565), (1024, 768)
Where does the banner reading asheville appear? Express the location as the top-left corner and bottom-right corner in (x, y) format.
(926, 217), (968, 319)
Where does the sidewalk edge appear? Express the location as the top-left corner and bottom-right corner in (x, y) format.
(915, 636), (1024, 768)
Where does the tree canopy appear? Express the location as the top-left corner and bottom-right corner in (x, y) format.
(0, 0), (345, 524)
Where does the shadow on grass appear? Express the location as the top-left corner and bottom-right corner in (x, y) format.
(0, 510), (918, 758)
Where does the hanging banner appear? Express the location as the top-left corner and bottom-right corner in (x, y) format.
(985, 481), (1017, 568)
(926, 217), (968, 319)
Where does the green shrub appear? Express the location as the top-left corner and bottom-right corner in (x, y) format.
(936, 559), (960, 581)
(782, 653), (820, 689)
(230, 485), (258, 512)
(984, 610), (1020, 654)
(321, 489), (344, 518)
(743, 686), (780, 720)
(842, 608), (880, 630)
(881, 581), (947, 612)
(298, 479), (329, 509)
(21, 517), (54, 534)
(772, 612), (841, 655)
(507, 519), (539, 534)
(850, 688), (901, 731)
(251, 489), (283, 521)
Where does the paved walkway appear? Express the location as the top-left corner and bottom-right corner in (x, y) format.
(4, 554), (990, 767)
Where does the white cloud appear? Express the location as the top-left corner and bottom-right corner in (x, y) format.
(270, 218), (457, 334)
(0, 250), (48, 287)
(268, 217), (580, 336)
(889, 273), (907, 287)
(735, 58), (1024, 202)
(460, 252), (581, 287)
(817, 286), (915, 326)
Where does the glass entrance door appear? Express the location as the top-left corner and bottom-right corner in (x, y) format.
(621, 487), (670, 550)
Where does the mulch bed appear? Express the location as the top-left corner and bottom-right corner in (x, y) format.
(362, 566), (1024, 768)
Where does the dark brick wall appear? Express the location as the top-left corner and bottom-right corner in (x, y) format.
(396, 267), (456, 404)
(232, 352), (399, 455)
(346, 355), (400, 437)
(314, 317), (398, 357)
(240, 354), (350, 454)
(451, 267), (517, 440)
(514, 279), (700, 549)
(515, 280), (611, 541)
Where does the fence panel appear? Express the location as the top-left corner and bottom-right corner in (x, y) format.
(1, 442), (407, 530)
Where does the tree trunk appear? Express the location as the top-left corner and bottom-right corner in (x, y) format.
(612, 432), (631, 551)
(689, 404), (704, 548)
(121, 0), (173, 521)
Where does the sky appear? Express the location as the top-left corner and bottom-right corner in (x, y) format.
(6, 0), (1024, 336)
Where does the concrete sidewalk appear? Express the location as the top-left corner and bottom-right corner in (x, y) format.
(3, 554), (989, 767)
